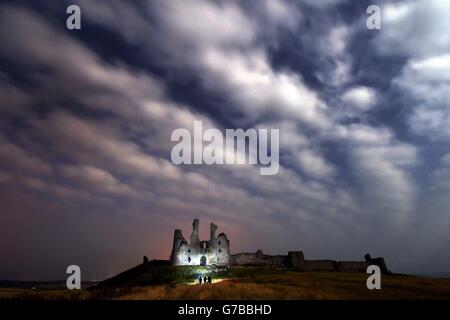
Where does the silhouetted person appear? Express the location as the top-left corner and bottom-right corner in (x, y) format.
(198, 277), (202, 284)
(208, 275), (212, 283)
(203, 276), (207, 284)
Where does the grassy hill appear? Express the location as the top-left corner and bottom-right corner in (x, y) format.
(3, 264), (450, 300)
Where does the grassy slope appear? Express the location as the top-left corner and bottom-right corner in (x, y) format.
(115, 270), (450, 300)
(3, 266), (450, 300)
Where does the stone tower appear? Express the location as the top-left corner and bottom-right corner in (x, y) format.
(190, 218), (200, 247)
(170, 218), (230, 266)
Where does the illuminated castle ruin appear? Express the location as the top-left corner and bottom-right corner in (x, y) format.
(169, 218), (389, 273)
(170, 218), (230, 266)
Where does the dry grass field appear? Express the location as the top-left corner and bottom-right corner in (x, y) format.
(3, 267), (450, 300)
(115, 272), (450, 300)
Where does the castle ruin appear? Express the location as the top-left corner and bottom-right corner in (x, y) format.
(170, 218), (230, 266)
(170, 219), (389, 273)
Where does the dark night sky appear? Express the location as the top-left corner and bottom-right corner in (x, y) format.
(0, 0), (449, 281)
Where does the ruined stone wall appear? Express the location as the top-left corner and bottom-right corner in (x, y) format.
(287, 251), (306, 269)
(173, 242), (207, 265)
(230, 250), (286, 266)
(230, 250), (386, 274)
(337, 261), (370, 273)
(170, 229), (186, 263)
(365, 254), (389, 274)
(229, 252), (260, 265)
(206, 232), (230, 265)
(305, 260), (337, 271)
(171, 219), (230, 266)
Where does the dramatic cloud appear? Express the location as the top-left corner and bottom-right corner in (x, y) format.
(341, 86), (378, 112)
(395, 54), (450, 139)
(376, 0), (450, 140)
(0, 0), (448, 280)
(377, 0), (450, 58)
